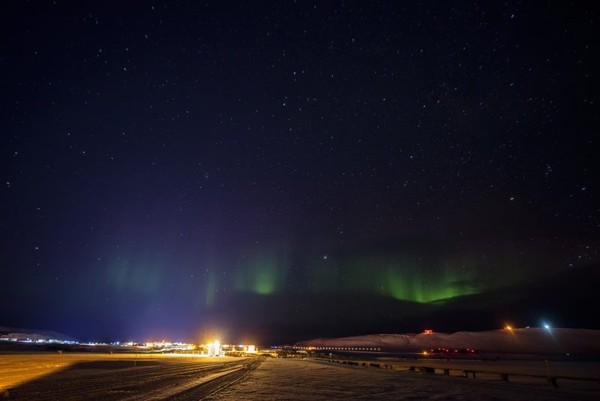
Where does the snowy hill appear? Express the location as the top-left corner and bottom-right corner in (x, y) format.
(0, 326), (78, 343)
(296, 328), (600, 355)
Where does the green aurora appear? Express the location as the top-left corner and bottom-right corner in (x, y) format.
(102, 244), (511, 307)
(324, 255), (479, 303)
(231, 252), (482, 304)
(233, 249), (288, 296)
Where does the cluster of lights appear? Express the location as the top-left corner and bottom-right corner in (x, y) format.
(142, 341), (195, 351)
(422, 347), (477, 355)
(0, 337), (77, 345)
(292, 345), (382, 352)
(197, 341), (258, 356)
(1, 333), (260, 357)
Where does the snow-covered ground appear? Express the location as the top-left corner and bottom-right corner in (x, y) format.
(0, 353), (238, 393)
(0, 353), (253, 400)
(208, 358), (598, 401)
(1, 352), (597, 400)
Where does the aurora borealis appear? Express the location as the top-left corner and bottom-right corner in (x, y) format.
(1, 1), (599, 344)
(231, 251), (481, 303)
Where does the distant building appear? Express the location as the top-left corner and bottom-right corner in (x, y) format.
(207, 340), (222, 356)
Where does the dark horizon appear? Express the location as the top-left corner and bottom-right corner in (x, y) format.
(1, 2), (598, 346)
(3, 264), (598, 345)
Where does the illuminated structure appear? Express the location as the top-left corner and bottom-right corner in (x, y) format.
(197, 342), (258, 356)
(207, 340), (222, 356)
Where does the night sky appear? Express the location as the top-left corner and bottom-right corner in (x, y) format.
(1, 1), (599, 344)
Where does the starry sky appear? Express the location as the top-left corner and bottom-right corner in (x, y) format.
(1, 1), (599, 344)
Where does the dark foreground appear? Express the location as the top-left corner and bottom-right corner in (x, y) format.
(2, 353), (599, 400)
(0, 353), (258, 401)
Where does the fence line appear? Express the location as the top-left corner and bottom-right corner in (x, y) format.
(316, 358), (600, 389)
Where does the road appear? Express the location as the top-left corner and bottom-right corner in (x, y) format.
(0, 353), (260, 400)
